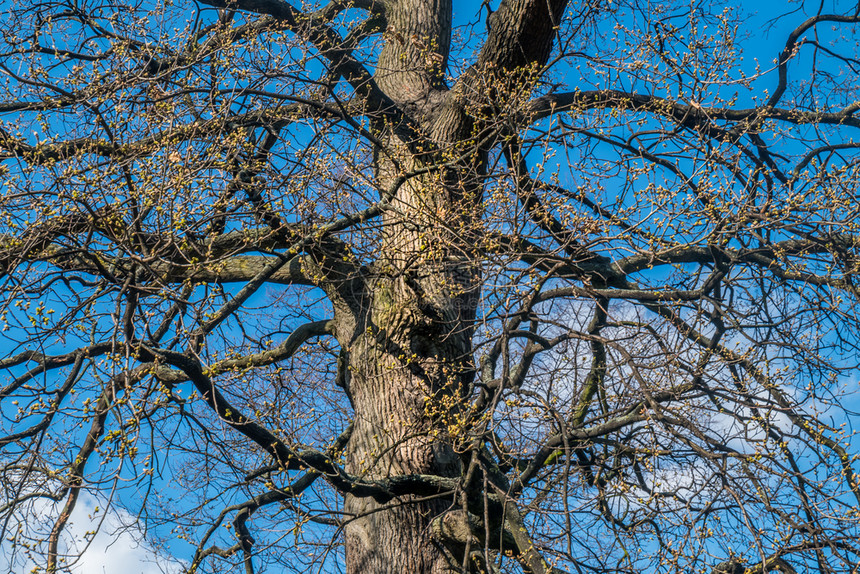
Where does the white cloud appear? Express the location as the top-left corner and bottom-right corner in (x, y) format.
(4, 492), (185, 574)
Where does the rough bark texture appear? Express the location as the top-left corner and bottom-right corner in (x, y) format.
(341, 322), (467, 573)
(337, 161), (480, 572)
(326, 0), (567, 571)
(339, 61), (479, 574)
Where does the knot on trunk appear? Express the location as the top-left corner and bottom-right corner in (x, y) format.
(712, 557), (797, 574)
(429, 509), (481, 546)
(429, 508), (517, 552)
(713, 560), (745, 574)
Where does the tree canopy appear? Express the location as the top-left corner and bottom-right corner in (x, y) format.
(2, 0), (860, 573)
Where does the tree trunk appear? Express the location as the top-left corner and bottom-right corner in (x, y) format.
(327, 0), (561, 569)
(336, 23), (482, 570)
(338, 137), (481, 574)
(341, 322), (465, 573)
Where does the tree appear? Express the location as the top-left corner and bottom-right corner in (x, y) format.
(2, 0), (860, 572)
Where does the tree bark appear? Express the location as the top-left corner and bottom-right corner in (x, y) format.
(337, 146), (480, 573)
(341, 320), (468, 573)
(325, 0), (565, 570)
(332, 0), (476, 567)
(338, 93), (481, 574)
